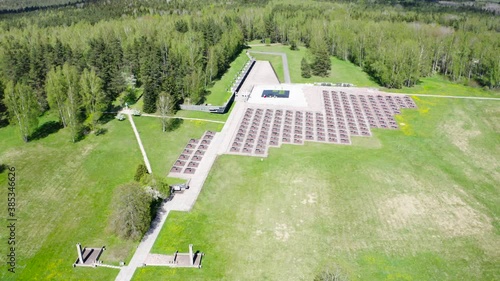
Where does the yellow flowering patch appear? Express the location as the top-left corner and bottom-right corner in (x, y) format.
(411, 96), (436, 116)
(394, 115), (414, 136)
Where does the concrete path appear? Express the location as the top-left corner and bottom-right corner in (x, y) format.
(126, 112), (153, 174)
(249, 51), (291, 83)
(114, 202), (172, 281)
(217, 102), (246, 155)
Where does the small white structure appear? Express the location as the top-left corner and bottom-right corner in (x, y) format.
(73, 243), (105, 267)
(143, 244), (204, 268)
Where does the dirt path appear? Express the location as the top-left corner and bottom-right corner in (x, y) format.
(248, 51), (291, 83)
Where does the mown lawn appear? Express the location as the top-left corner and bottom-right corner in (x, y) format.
(205, 50), (250, 106)
(0, 113), (143, 281)
(249, 44), (379, 87)
(0, 113), (224, 281)
(132, 117), (224, 176)
(133, 83), (499, 280)
(387, 75), (499, 98)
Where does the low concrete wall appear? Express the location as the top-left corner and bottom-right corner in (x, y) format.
(179, 104), (226, 113)
(179, 59), (256, 114)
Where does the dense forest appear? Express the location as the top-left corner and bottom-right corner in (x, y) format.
(0, 0), (87, 13)
(0, 0), (498, 142)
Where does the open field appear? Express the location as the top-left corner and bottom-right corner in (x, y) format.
(132, 117), (224, 176)
(250, 53), (285, 83)
(133, 83), (499, 280)
(388, 76), (499, 98)
(205, 50), (250, 106)
(249, 44), (379, 87)
(0, 113), (143, 280)
(0, 113), (224, 281)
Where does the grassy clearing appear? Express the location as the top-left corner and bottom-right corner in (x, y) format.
(133, 88), (499, 280)
(387, 75), (499, 98)
(249, 52), (285, 83)
(0, 114), (143, 280)
(132, 117), (224, 176)
(205, 50), (250, 105)
(249, 44), (378, 87)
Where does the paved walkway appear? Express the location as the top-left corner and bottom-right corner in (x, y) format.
(248, 51), (291, 83)
(218, 102), (247, 155)
(125, 111), (153, 174)
(114, 202), (173, 281)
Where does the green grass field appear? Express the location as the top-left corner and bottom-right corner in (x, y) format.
(249, 44), (379, 87)
(0, 113), (225, 281)
(132, 92), (500, 280)
(387, 76), (499, 98)
(132, 117), (224, 176)
(0, 113), (143, 280)
(205, 50), (250, 106)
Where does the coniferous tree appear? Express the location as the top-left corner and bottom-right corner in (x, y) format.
(312, 48), (331, 77)
(140, 38), (163, 113)
(301, 57), (312, 78)
(28, 39), (48, 110)
(0, 80), (8, 127)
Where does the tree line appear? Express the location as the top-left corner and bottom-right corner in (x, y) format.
(0, 12), (243, 141)
(238, 2), (499, 88)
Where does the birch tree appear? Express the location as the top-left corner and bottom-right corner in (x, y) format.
(4, 81), (40, 142)
(62, 63), (82, 142)
(156, 91), (175, 132)
(80, 68), (106, 132)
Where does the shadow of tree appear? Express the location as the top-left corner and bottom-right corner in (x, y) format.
(100, 112), (118, 125)
(0, 164), (6, 174)
(95, 127), (108, 136)
(29, 121), (63, 141)
(0, 116), (9, 129)
(166, 118), (183, 132)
